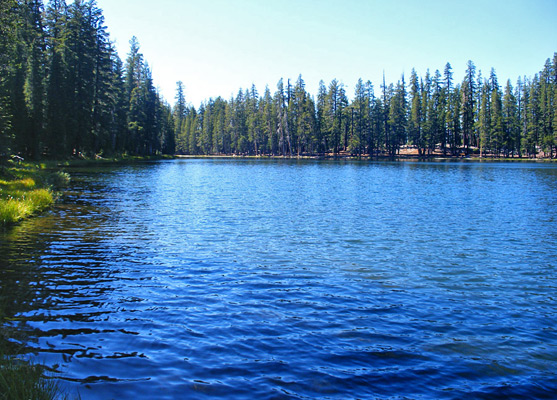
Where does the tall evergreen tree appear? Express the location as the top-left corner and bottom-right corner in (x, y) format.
(408, 69), (424, 155)
(381, 74), (391, 156)
(325, 79), (346, 154)
(461, 60), (476, 154)
(246, 84), (261, 155)
(275, 78), (290, 156)
(525, 74), (541, 157)
(44, 0), (69, 156)
(387, 76), (407, 156)
(13, 0), (46, 158)
(540, 58), (555, 157)
(316, 80), (327, 153)
(173, 81), (186, 140)
(489, 69), (504, 155)
(441, 62), (453, 155)
(261, 86), (276, 155)
(477, 77), (491, 157)
(350, 78), (366, 156)
(0, 0), (18, 155)
(503, 80), (519, 157)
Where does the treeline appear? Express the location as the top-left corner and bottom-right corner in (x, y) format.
(0, 0), (174, 160)
(176, 57), (557, 158)
(1, 2), (555, 161)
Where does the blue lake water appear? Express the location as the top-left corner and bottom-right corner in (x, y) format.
(1, 159), (556, 399)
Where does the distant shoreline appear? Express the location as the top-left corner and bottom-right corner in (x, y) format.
(175, 153), (556, 162)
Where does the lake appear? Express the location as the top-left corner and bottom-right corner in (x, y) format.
(1, 159), (556, 399)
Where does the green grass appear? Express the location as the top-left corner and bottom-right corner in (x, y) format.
(0, 163), (70, 226)
(0, 354), (69, 400)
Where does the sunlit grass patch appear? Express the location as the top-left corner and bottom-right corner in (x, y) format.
(0, 198), (27, 225)
(0, 168), (57, 226)
(0, 177), (36, 191)
(27, 189), (54, 211)
(0, 189), (54, 225)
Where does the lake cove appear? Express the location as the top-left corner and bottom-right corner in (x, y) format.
(1, 159), (556, 399)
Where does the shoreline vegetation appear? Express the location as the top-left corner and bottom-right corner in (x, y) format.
(175, 150), (557, 162)
(0, 163), (64, 227)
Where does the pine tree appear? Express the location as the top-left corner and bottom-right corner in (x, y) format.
(489, 69), (504, 156)
(518, 76), (530, 156)
(316, 80), (327, 153)
(140, 63), (159, 155)
(124, 38), (161, 155)
(461, 60), (476, 154)
(362, 80), (375, 157)
(64, 0), (99, 154)
(525, 75), (541, 157)
(16, 0), (46, 158)
(200, 99), (213, 154)
(381, 74), (391, 156)
(292, 75), (306, 156)
(369, 84), (383, 157)
(540, 58), (555, 157)
(408, 69), (424, 155)
(275, 78), (290, 156)
(425, 70), (443, 154)
(502, 80), (519, 157)
(211, 97), (226, 154)
(477, 78), (490, 157)
(448, 84), (462, 155)
(173, 81), (186, 147)
(387, 76), (407, 156)
(0, 0), (18, 156)
(44, 0), (69, 156)
(350, 78), (366, 156)
(246, 84), (260, 155)
(261, 86), (276, 155)
(325, 79), (345, 154)
(441, 63), (453, 155)
(109, 54), (127, 153)
(90, 7), (121, 155)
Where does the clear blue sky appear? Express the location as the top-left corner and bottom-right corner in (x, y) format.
(95, 0), (557, 107)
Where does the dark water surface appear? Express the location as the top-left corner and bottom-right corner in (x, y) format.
(1, 159), (556, 399)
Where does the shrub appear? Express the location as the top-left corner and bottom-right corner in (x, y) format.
(46, 171), (70, 189)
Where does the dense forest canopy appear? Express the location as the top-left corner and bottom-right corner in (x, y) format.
(0, 0), (174, 159)
(1, 0), (556, 160)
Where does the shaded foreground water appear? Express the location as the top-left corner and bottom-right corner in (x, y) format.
(1, 159), (556, 399)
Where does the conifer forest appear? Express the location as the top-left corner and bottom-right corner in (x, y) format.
(1, 0), (556, 160)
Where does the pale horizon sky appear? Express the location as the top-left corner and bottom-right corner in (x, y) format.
(94, 0), (557, 107)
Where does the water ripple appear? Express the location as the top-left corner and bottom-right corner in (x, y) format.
(1, 160), (557, 399)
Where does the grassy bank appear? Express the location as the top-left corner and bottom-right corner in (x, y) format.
(0, 318), (74, 399)
(0, 352), (70, 400)
(0, 162), (70, 226)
